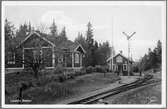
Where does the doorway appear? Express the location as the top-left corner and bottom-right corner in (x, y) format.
(118, 65), (123, 75)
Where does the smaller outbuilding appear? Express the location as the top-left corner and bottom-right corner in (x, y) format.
(106, 51), (133, 76)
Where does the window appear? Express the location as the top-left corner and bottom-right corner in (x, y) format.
(116, 56), (123, 63)
(66, 53), (72, 67)
(123, 64), (127, 71)
(74, 53), (80, 64)
(33, 50), (38, 59)
(42, 48), (52, 67)
(112, 64), (117, 71)
(7, 52), (15, 64)
(32, 49), (42, 63)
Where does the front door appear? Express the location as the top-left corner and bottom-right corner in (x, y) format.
(24, 49), (34, 68)
(118, 65), (123, 75)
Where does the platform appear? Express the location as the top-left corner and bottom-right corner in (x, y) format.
(57, 76), (139, 104)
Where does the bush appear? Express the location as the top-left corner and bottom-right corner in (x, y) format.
(41, 69), (54, 76)
(54, 65), (64, 74)
(92, 67), (97, 72)
(57, 74), (66, 82)
(130, 72), (134, 76)
(69, 74), (75, 79)
(37, 75), (57, 86)
(86, 66), (94, 73)
(74, 71), (81, 76)
(95, 65), (107, 73)
(79, 67), (86, 75)
(132, 66), (139, 72)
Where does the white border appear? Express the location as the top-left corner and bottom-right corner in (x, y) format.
(1, 1), (165, 6)
(161, 2), (166, 108)
(1, 1), (166, 108)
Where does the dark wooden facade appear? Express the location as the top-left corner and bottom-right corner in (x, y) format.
(107, 53), (133, 76)
(5, 32), (86, 70)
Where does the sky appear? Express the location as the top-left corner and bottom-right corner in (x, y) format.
(3, 1), (165, 61)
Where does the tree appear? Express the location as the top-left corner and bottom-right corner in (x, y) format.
(156, 40), (162, 64)
(138, 40), (162, 72)
(5, 19), (17, 66)
(86, 22), (94, 48)
(36, 23), (48, 33)
(74, 32), (88, 66)
(59, 27), (67, 41)
(5, 18), (15, 48)
(148, 49), (157, 69)
(85, 22), (96, 66)
(15, 46), (46, 79)
(139, 54), (148, 71)
(5, 18), (15, 41)
(94, 41), (98, 49)
(16, 22), (31, 43)
(95, 41), (111, 65)
(75, 32), (87, 49)
(75, 22), (112, 67)
(28, 21), (32, 32)
(49, 19), (58, 37)
(15, 38), (51, 79)
(25, 47), (43, 79)
(92, 41), (99, 66)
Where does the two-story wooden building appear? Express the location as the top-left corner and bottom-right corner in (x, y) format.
(106, 51), (133, 76)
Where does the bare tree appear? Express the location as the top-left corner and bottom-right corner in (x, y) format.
(15, 46), (48, 79)
(36, 23), (48, 33)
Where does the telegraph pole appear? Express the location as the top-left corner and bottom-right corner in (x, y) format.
(111, 17), (114, 72)
(122, 32), (136, 76)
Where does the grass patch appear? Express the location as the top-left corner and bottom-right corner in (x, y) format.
(5, 71), (120, 104)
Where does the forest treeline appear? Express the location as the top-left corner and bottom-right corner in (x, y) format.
(5, 18), (162, 70)
(5, 19), (112, 67)
(134, 40), (162, 72)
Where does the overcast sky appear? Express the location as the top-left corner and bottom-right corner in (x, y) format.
(3, 1), (165, 60)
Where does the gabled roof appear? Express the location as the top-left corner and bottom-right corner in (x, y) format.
(74, 44), (86, 53)
(107, 53), (132, 63)
(16, 31), (86, 53)
(55, 40), (86, 53)
(16, 31), (55, 48)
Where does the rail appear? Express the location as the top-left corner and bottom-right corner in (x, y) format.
(68, 75), (161, 104)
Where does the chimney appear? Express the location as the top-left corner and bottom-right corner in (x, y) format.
(120, 50), (123, 54)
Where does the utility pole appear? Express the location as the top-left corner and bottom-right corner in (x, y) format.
(122, 32), (136, 76)
(111, 17), (114, 72)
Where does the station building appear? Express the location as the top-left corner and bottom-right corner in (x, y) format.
(5, 31), (86, 71)
(106, 51), (133, 76)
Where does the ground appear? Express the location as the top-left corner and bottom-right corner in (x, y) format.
(103, 71), (161, 104)
(104, 84), (161, 104)
(5, 71), (120, 104)
(5, 69), (162, 104)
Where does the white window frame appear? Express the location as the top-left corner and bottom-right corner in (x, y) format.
(7, 52), (15, 64)
(74, 53), (80, 64)
(123, 64), (127, 71)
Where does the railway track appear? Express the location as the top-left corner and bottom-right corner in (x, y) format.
(68, 75), (161, 104)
